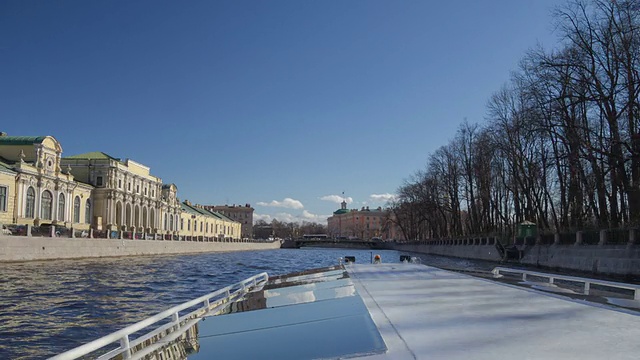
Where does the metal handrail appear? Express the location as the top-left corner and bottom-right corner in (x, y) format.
(492, 267), (640, 300)
(50, 272), (269, 360)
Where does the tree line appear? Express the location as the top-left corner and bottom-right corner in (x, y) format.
(253, 219), (327, 239)
(391, 0), (640, 240)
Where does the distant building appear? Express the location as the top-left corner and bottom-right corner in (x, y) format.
(200, 204), (254, 238)
(181, 201), (241, 239)
(327, 200), (392, 240)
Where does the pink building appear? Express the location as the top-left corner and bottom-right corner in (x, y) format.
(327, 200), (397, 240)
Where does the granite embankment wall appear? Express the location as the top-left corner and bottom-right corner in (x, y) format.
(393, 234), (640, 277)
(394, 239), (502, 262)
(0, 236), (281, 262)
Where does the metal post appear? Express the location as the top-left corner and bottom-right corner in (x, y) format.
(172, 312), (180, 332)
(598, 230), (607, 246)
(120, 335), (131, 359)
(584, 282), (590, 295)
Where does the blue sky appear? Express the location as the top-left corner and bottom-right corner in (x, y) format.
(1, 0), (564, 224)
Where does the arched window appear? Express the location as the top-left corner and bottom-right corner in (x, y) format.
(164, 213), (168, 230)
(41, 190), (53, 220)
(169, 214), (174, 231)
(85, 200), (91, 224)
(26, 187), (36, 218)
(58, 193), (65, 221)
(73, 196), (81, 223)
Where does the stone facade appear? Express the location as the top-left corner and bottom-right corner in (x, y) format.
(327, 200), (392, 240)
(200, 204), (253, 239)
(181, 201), (242, 239)
(0, 132), (243, 239)
(61, 153), (182, 234)
(0, 134), (94, 230)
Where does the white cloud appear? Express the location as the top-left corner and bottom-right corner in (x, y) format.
(301, 210), (330, 223)
(320, 195), (353, 204)
(255, 211), (330, 224)
(253, 213), (272, 222)
(370, 193), (397, 203)
(257, 198), (304, 209)
(273, 212), (298, 222)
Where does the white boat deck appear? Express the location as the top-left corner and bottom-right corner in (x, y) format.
(347, 263), (640, 360)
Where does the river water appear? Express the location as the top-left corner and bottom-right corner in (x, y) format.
(0, 248), (497, 359)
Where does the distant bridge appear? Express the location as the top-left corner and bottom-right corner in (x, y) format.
(282, 238), (389, 249)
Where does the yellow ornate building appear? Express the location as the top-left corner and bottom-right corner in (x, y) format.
(200, 204), (254, 239)
(61, 152), (183, 233)
(0, 134), (93, 230)
(180, 201), (241, 239)
(0, 132), (241, 239)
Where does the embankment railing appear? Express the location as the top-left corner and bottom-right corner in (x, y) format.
(492, 267), (640, 300)
(49, 272), (269, 360)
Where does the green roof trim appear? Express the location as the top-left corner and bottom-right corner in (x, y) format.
(213, 211), (236, 222)
(63, 151), (119, 161)
(0, 159), (16, 173)
(0, 136), (47, 146)
(182, 202), (216, 217)
(333, 209), (350, 215)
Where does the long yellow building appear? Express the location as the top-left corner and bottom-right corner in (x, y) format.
(0, 132), (241, 239)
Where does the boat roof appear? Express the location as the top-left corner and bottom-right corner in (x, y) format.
(170, 263), (640, 359)
(348, 263), (640, 360)
(191, 266), (386, 359)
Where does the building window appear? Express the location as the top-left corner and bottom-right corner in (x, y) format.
(96, 176), (103, 187)
(85, 200), (91, 224)
(164, 214), (168, 230)
(41, 190), (53, 220)
(144, 187), (147, 195)
(73, 196), (80, 223)
(136, 185), (140, 193)
(118, 179), (122, 188)
(0, 186), (6, 212)
(180, 218), (184, 230)
(26, 187), (35, 218)
(128, 182), (131, 191)
(58, 193), (65, 221)
(206, 223), (209, 233)
(200, 221), (203, 232)
(152, 189), (155, 197)
(169, 215), (174, 231)
(187, 219), (191, 231)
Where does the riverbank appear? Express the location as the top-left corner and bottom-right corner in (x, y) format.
(0, 235), (281, 262)
(393, 241), (640, 279)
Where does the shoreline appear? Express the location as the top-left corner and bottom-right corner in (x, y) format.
(0, 235), (281, 262)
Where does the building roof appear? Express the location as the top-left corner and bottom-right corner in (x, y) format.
(181, 202), (205, 216)
(63, 151), (120, 160)
(333, 209), (350, 215)
(0, 136), (47, 146)
(181, 202), (229, 221)
(0, 158), (16, 173)
(209, 210), (236, 222)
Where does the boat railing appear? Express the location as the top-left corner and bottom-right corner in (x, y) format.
(49, 272), (269, 360)
(492, 267), (640, 300)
